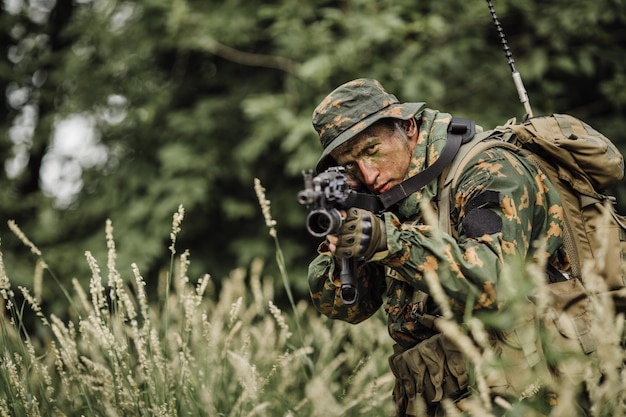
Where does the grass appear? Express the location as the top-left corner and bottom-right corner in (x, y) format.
(0, 190), (395, 417)
(0, 181), (625, 416)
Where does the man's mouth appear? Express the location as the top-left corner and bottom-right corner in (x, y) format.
(375, 183), (390, 194)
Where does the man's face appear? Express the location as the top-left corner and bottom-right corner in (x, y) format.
(330, 121), (415, 194)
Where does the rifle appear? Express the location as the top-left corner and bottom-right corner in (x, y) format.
(297, 167), (359, 305)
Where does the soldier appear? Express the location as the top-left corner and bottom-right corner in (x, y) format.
(306, 78), (575, 416)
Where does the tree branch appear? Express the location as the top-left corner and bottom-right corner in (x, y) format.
(190, 36), (299, 73)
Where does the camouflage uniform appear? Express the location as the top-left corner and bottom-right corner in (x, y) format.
(307, 79), (569, 416)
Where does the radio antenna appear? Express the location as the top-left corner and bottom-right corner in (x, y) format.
(485, 0), (533, 118)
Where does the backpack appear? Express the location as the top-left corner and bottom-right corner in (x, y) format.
(438, 114), (626, 304)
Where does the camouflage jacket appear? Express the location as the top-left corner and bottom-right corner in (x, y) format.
(307, 110), (568, 349)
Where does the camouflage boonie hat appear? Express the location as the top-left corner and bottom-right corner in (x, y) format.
(312, 78), (425, 173)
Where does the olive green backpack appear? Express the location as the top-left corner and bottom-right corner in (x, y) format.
(439, 113), (626, 303)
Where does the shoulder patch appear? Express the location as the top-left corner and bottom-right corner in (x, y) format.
(461, 190), (502, 238)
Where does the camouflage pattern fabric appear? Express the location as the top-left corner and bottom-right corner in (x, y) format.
(396, 108), (452, 219)
(307, 109), (568, 349)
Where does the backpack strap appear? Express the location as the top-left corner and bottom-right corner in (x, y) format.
(553, 113), (574, 138)
(437, 132), (519, 237)
(346, 118), (477, 213)
(378, 118), (476, 209)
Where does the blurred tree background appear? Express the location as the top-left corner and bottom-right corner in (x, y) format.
(1, 0), (624, 313)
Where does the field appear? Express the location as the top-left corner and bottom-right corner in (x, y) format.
(1, 181), (625, 416)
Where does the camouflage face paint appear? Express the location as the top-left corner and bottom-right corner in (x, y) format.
(331, 123), (413, 194)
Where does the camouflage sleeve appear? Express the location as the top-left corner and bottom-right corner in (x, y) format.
(308, 241), (387, 323)
(380, 147), (565, 313)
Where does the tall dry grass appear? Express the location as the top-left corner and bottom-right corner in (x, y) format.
(1, 181), (625, 416)
(0, 197), (394, 416)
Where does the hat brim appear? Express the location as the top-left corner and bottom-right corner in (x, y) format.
(315, 102), (426, 173)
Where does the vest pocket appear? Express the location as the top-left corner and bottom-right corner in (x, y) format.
(486, 309), (552, 399)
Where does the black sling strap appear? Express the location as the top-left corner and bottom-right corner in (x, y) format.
(350, 117), (476, 212)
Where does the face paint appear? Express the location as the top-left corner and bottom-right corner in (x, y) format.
(332, 122), (413, 194)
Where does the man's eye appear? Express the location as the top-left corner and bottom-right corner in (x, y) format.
(343, 162), (357, 173)
(365, 144), (378, 155)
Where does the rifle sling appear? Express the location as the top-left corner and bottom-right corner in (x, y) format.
(350, 118), (476, 212)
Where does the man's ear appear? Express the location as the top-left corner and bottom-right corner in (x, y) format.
(403, 118), (419, 142)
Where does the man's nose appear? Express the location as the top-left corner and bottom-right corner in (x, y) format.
(358, 160), (378, 186)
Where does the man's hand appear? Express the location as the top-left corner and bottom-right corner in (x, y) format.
(327, 208), (387, 260)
